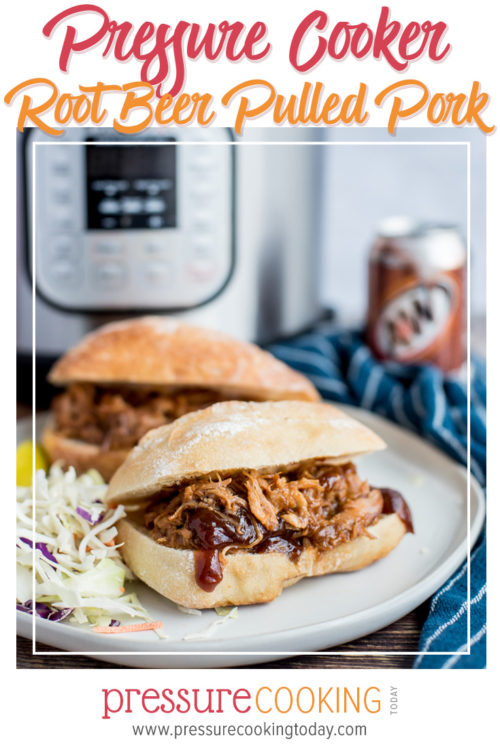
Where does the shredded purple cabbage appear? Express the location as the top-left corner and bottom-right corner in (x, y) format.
(16, 599), (73, 621)
(18, 537), (58, 565)
(109, 619), (120, 627)
(46, 607), (73, 622)
(34, 602), (52, 618)
(36, 543), (57, 564)
(76, 506), (104, 525)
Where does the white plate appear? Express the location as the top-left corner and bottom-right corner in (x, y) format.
(17, 408), (485, 668)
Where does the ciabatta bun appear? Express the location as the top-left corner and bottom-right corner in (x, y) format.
(105, 400), (386, 505)
(116, 513), (407, 608)
(48, 317), (319, 401)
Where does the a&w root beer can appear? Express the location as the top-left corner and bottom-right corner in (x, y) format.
(367, 218), (466, 372)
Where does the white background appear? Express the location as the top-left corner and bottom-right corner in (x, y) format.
(3, 0), (498, 747)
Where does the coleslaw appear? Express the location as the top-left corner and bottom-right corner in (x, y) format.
(16, 464), (160, 631)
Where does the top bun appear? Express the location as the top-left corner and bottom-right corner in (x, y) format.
(48, 317), (318, 402)
(105, 400), (386, 505)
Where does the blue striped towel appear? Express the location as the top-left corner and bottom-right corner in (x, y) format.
(267, 328), (486, 668)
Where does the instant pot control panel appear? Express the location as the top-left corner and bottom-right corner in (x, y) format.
(25, 129), (234, 311)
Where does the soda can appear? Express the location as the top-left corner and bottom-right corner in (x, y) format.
(366, 217), (466, 372)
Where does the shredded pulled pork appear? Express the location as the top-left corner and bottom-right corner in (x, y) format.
(52, 383), (227, 450)
(144, 461), (384, 558)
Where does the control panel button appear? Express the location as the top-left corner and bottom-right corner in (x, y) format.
(98, 199), (120, 214)
(134, 178), (173, 195)
(148, 216), (163, 228)
(52, 161), (70, 176)
(93, 262), (127, 287)
(93, 240), (124, 256)
(191, 237), (214, 254)
(144, 262), (173, 285)
(144, 198), (166, 213)
(50, 207), (76, 231)
(193, 209), (213, 226)
(144, 241), (168, 255)
(49, 260), (82, 286)
(121, 197), (143, 214)
(189, 182), (213, 199)
(102, 217), (118, 229)
(50, 237), (77, 261)
(53, 190), (72, 205)
(193, 221), (213, 236)
(186, 256), (218, 281)
(91, 179), (129, 195)
(52, 177), (71, 193)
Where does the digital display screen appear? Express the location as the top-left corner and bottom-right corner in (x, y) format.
(86, 143), (176, 230)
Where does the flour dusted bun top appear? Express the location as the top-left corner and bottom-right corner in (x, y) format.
(105, 400), (386, 505)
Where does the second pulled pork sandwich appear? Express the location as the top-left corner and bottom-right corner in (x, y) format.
(43, 317), (318, 480)
(105, 400), (413, 608)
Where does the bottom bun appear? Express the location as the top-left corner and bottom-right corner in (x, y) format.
(42, 425), (129, 482)
(116, 514), (407, 609)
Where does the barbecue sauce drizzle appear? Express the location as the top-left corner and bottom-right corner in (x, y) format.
(194, 550), (223, 593)
(188, 507), (302, 591)
(379, 488), (414, 533)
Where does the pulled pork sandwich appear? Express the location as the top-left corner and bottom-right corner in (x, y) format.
(105, 401), (413, 608)
(42, 318), (319, 481)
